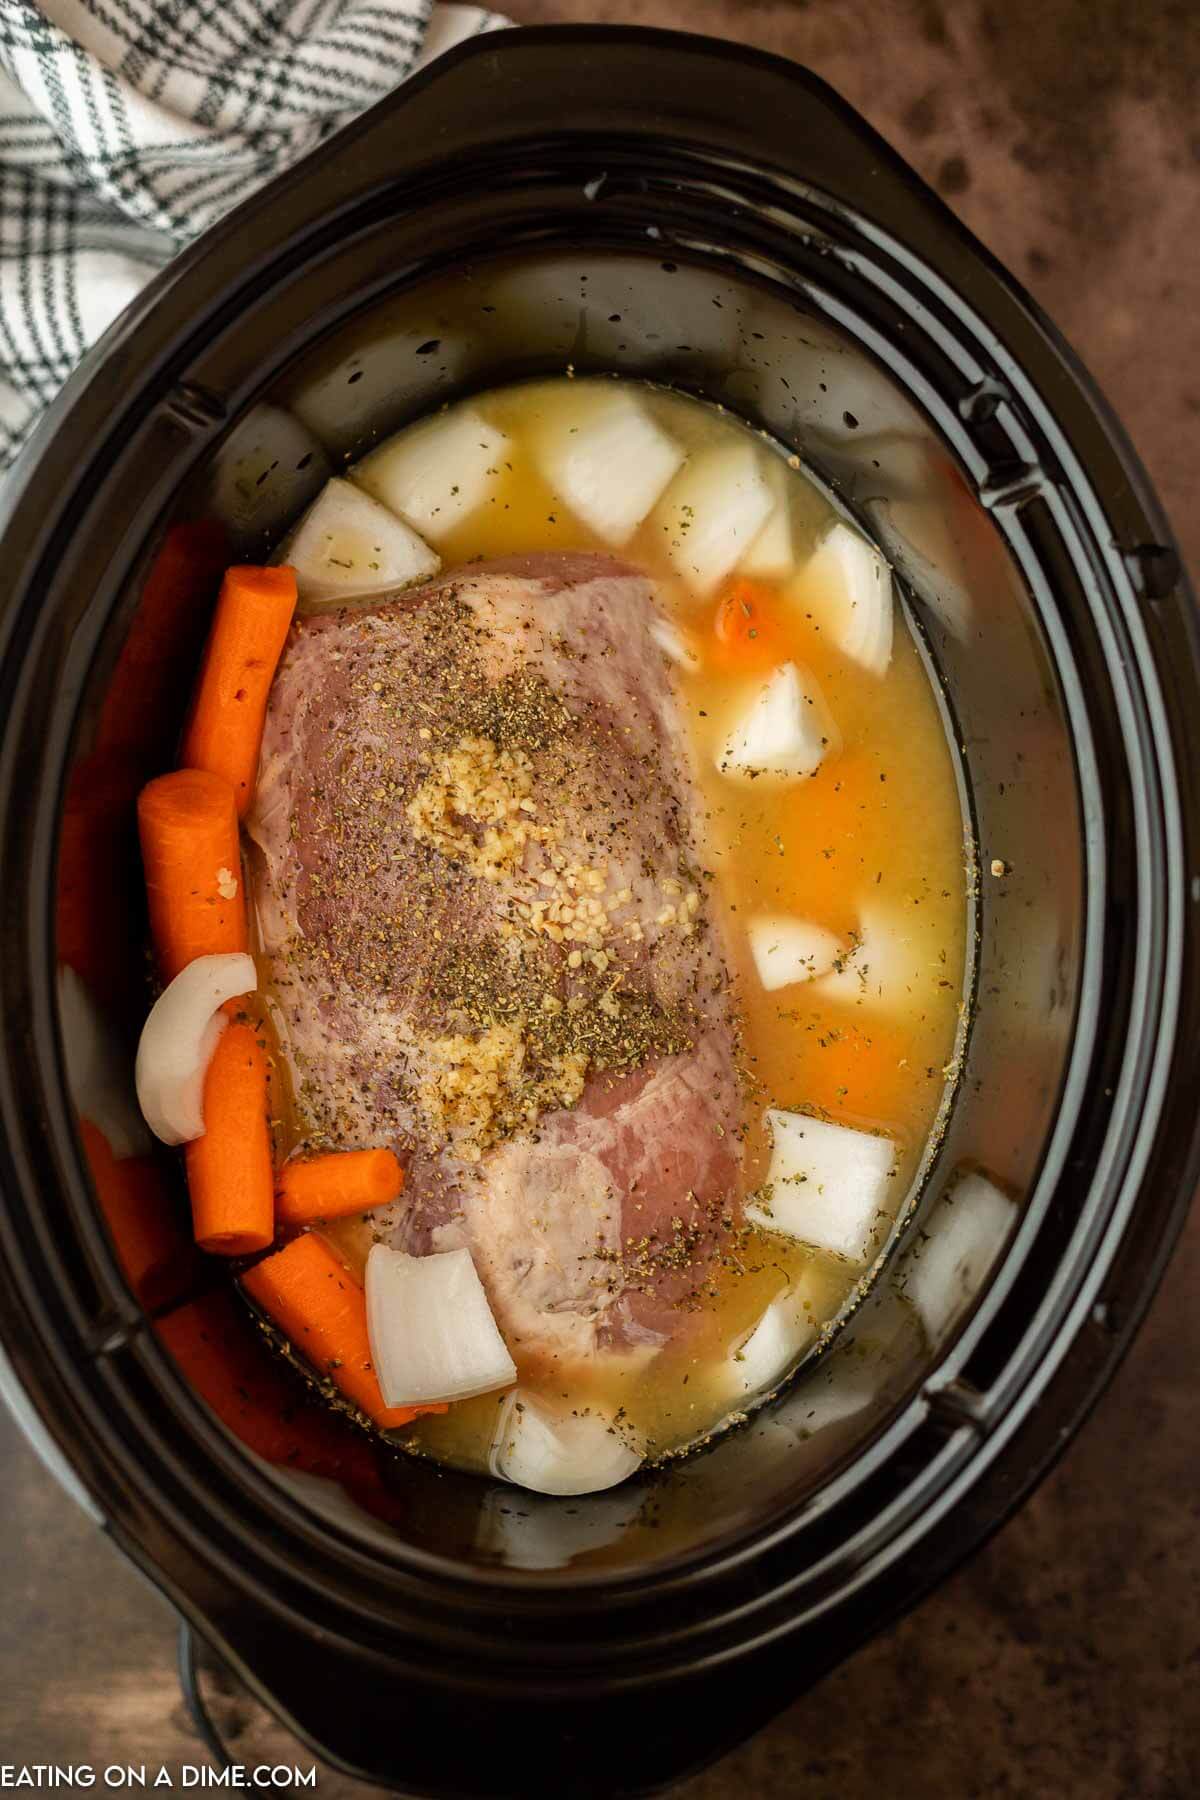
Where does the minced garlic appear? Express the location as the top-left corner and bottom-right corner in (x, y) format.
(418, 1018), (588, 1160)
(409, 733), (702, 955)
(407, 735), (551, 880)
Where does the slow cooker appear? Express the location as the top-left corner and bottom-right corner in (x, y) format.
(0, 26), (1197, 1797)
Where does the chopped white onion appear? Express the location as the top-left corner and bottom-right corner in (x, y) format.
(739, 456), (794, 579)
(489, 1389), (644, 1496)
(804, 521), (894, 676)
(747, 914), (843, 991)
(648, 614), (701, 671)
(725, 1286), (819, 1399)
(352, 407), (510, 544)
(278, 478), (440, 606)
(135, 953), (257, 1146)
(717, 661), (839, 783)
(655, 443), (775, 595)
(812, 901), (934, 1014)
(902, 1172), (1015, 1344)
(535, 387), (685, 545)
(365, 1244), (516, 1405)
(746, 1109), (896, 1263)
(57, 967), (152, 1160)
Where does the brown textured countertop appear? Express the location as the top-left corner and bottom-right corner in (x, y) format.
(2, 1), (1196, 1794)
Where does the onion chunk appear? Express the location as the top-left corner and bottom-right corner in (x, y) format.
(725, 1285), (819, 1399)
(717, 661), (839, 783)
(813, 901), (936, 1014)
(135, 953), (257, 1146)
(804, 521), (894, 676)
(365, 1244), (516, 1405)
(747, 914), (843, 991)
(739, 456), (794, 579)
(535, 387), (685, 545)
(353, 407), (510, 544)
(656, 443), (774, 595)
(746, 1109), (896, 1263)
(489, 1389), (644, 1496)
(280, 478), (439, 606)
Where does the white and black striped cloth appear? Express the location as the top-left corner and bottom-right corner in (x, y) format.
(0, 0), (505, 467)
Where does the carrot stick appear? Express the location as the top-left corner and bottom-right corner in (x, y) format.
(80, 1119), (198, 1312)
(181, 564), (298, 817)
(712, 577), (784, 670)
(184, 1021), (274, 1256)
(137, 768), (247, 982)
(276, 1148), (404, 1228)
(240, 1232), (446, 1430)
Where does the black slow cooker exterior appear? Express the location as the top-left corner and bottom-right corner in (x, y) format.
(0, 28), (1197, 1797)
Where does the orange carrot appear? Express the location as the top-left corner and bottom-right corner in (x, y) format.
(276, 1148), (404, 1228)
(80, 1119), (197, 1312)
(240, 1232), (446, 1430)
(184, 1022), (274, 1256)
(712, 578), (784, 670)
(137, 768), (247, 982)
(181, 564), (298, 816)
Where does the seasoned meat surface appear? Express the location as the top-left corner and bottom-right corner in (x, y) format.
(250, 552), (742, 1374)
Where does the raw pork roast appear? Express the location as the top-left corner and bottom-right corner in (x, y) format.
(249, 553), (742, 1377)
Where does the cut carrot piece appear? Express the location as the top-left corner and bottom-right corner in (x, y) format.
(240, 1232), (446, 1430)
(276, 1148), (404, 1227)
(79, 1118), (197, 1312)
(184, 1022), (274, 1256)
(181, 564), (298, 816)
(137, 768), (247, 982)
(711, 578), (785, 670)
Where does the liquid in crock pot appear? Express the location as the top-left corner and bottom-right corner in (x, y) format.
(238, 377), (966, 1492)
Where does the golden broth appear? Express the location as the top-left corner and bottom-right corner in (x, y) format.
(284, 378), (967, 1471)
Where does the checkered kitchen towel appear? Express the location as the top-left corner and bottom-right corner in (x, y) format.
(0, 0), (506, 469)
